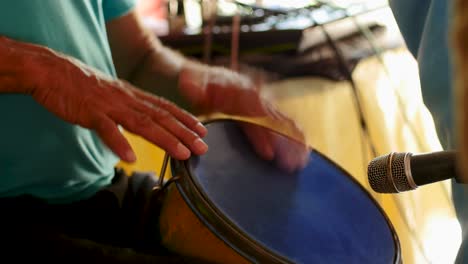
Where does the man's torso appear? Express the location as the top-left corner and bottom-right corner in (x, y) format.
(0, 0), (133, 203)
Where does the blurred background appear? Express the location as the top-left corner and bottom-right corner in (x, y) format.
(119, 1), (462, 263)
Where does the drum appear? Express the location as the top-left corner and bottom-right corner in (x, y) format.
(157, 119), (401, 264)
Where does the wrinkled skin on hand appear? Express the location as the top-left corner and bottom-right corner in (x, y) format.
(0, 36), (208, 162)
(178, 62), (310, 173)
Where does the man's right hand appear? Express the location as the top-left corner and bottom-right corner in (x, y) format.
(0, 36), (208, 162)
(179, 62), (310, 173)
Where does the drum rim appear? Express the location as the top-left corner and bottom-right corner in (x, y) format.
(172, 155), (291, 263)
(171, 119), (402, 264)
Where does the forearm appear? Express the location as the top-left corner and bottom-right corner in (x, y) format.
(0, 36), (36, 94)
(106, 11), (203, 111)
(126, 37), (194, 110)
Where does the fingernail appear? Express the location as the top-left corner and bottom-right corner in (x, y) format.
(196, 122), (208, 136)
(126, 150), (137, 162)
(177, 143), (191, 159)
(193, 138), (208, 153)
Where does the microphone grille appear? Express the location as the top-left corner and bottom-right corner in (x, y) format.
(367, 152), (414, 193)
(367, 154), (396, 193)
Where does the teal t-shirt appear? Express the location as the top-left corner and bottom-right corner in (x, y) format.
(0, 0), (135, 203)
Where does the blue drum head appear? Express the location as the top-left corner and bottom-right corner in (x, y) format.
(173, 120), (400, 264)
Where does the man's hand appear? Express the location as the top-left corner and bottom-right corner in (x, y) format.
(0, 36), (208, 162)
(178, 61), (310, 172)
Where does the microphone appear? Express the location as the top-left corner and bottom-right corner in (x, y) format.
(367, 150), (459, 193)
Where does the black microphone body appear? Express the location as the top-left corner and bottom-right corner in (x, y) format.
(367, 150), (459, 193)
(411, 151), (458, 186)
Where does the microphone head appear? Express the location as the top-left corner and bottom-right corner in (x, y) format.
(367, 152), (416, 193)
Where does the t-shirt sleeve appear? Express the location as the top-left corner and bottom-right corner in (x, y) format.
(102, 0), (136, 21)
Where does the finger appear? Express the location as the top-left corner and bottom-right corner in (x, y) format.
(132, 89), (207, 137)
(152, 98), (208, 137)
(242, 123), (275, 161)
(264, 103), (306, 143)
(298, 147), (311, 169)
(131, 100), (208, 155)
(275, 137), (310, 173)
(109, 109), (196, 160)
(276, 146), (299, 173)
(91, 114), (136, 163)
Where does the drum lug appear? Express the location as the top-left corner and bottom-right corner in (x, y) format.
(151, 152), (181, 196)
(137, 152), (181, 244)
